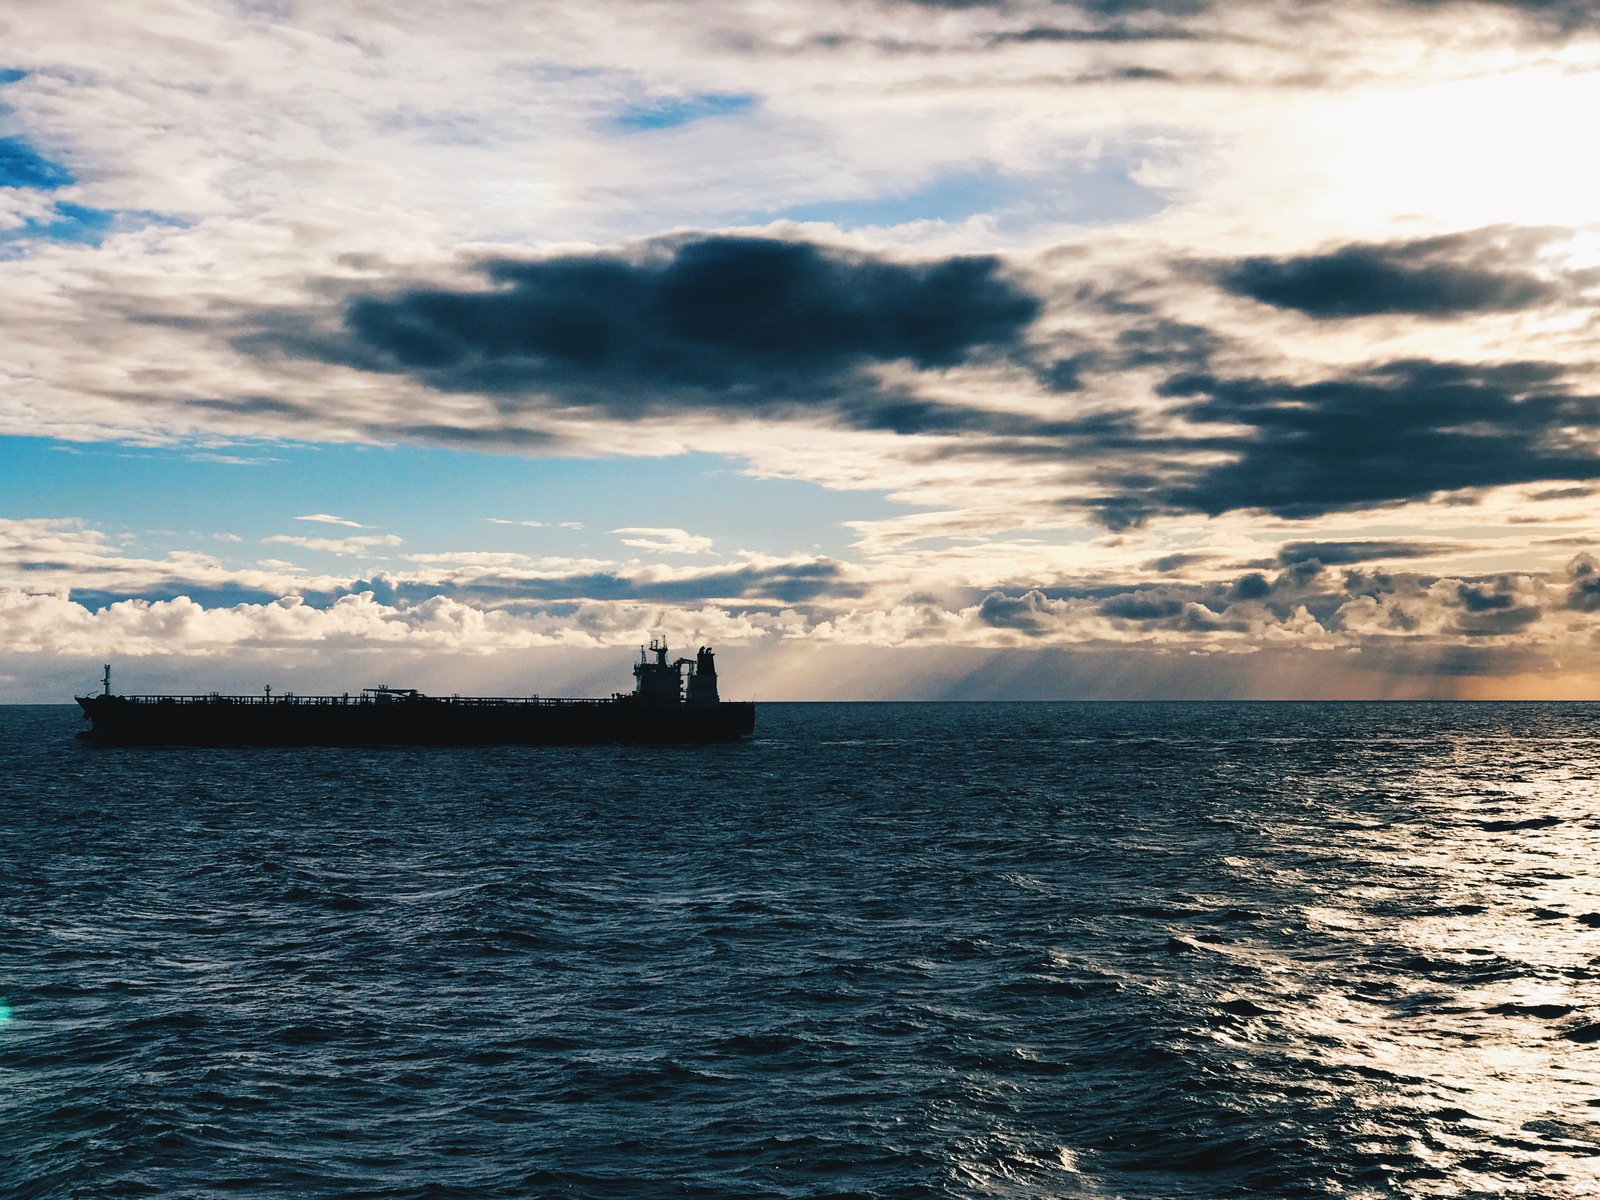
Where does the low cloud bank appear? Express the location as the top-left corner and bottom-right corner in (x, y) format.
(6, 552), (1600, 697)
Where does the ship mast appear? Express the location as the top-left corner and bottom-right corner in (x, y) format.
(102, 664), (111, 696)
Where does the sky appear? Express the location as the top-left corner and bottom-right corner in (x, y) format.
(6, 0), (1600, 701)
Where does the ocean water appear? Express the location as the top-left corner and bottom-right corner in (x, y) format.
(4, 701), (1600, 1199)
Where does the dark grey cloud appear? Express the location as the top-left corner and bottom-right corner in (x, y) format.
(327, 559), (861, 609)
(1215, 229), (1565, 318)
(191, 394), (314, 419)
(902, 0), (1206, 8)
(976, 590), (1058, 632)
(900, 0), (1600, 34)
(1145, 551), (1214, 572)
(1456, 581), (1517, 612)
(1400, 0), (1600, 32)
(1097, 590), (1185, 620)
(1456, 604), (1543, 635)
(319, 236), (1040, 424)
(1277, 540), (1455, 566)
(1564, 554), (1600, 611)
(986, 26), (1201, 44)
(1139, 359), (1600, 521)
(1228, 572), (1272, 600)
(1448, 577), (1542, 637)
(1528, 485), (1598, 501)
(1113, 318), (1221, 370)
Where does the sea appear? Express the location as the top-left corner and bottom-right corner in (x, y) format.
(4, 701), (1600, 1200)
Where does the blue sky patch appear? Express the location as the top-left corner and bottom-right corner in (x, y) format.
(0, 135), (73, 190)
(0, 133), (180, 250)
(35, 202), (114, 241)
(0, 437), (907, 567)
(0, 204), (183, 254)
(0, 69), (27, 86)
(609, 92), (756, 133)
(0, 203), (125, 254)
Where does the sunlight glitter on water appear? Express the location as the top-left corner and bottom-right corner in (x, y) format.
(1258, 746), (1600, 1197)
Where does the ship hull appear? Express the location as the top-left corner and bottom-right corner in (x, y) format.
(75, 695), (756, 747)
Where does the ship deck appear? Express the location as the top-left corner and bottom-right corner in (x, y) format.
(95, 693), (621, 708)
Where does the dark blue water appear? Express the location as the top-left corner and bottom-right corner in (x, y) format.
(5, 701), (1600, 1199)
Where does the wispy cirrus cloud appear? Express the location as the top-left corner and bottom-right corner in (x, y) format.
(263, 533), (404, 555)
(486, 518), (585, 529)
(612, 527), (715, 554)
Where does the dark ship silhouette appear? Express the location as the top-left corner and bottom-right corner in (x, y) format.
(76, 640), (755, 746)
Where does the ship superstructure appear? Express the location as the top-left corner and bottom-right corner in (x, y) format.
(75, 642), (754, 746)
(633, 638), (721, 706)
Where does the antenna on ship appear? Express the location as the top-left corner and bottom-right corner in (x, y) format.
(102, 664), (111, 696)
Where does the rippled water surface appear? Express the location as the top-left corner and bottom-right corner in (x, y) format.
(6, 701), (1600, 1198)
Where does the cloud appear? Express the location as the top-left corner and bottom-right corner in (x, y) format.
(1095, 590), (1188, 621)
(1214, 228), (1568, 318)
(1276, 540), (1459, 566)
(0, 587), (799, 660)
(263, 533), (404, 555)
(0, 590), (567, 656)
(1566, 554), (1600, 612)
(295, 513), (368, 528)
(1456, 581), (1517, 612)
(272, 235), (1041, 425)
(0, 516), (861, 613)
(1140, 359), (1600, 521)
(611, 526), (715, 554)
(0, 517), (336, 603)
(11, 522), (1600, 692)
(487, 518), (585, 529)
(358, 555), (863, 607)
(897, 0), (1600, 37)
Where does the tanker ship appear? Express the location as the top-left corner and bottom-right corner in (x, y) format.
(76, 640), (754, 746)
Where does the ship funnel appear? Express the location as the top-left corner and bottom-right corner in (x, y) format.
(685, 646), (720, 707)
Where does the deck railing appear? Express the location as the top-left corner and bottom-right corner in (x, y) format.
(100, 694), (620, 708)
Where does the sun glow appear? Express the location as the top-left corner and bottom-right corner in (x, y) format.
(1309, 69), (1600, 231)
